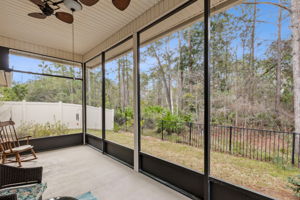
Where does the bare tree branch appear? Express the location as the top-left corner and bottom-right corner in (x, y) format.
(242, 2), (291, 13)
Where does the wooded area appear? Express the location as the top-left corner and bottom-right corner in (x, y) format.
(138, 0), (295, 132)
(1, 0), (298, 135)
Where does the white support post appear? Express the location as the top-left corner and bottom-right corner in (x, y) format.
(133, 32), (140, 172)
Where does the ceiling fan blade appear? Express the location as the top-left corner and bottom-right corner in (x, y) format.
(28, 0), (44, 7)
(112, 0), (131, 11)
(79, 0), (99, 6)
(28, 12), (47, 19)
(55, 12), (74, 24)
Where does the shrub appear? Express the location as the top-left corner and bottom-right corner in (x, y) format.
(158, 111), (185, 134)
(288, 175), (300, 197)
(143, 105), (166, 119)
(143, 118), (156, 129)
(114, 107), (134, 131)
(17, 121), (68, 138)
(141, 105), (192, 134)
(114, 109), (127, 126)
(113, 122), (121, 132)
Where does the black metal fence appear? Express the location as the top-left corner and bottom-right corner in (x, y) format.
(150, 120), (300, 168)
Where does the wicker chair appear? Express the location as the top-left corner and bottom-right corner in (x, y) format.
(0, 164), (45, 200)
(0, 121), (37, 167)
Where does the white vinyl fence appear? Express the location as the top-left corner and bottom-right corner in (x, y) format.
(0, 101), (114, 130)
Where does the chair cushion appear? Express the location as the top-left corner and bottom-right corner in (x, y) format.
(4, 145), (33, 153)
(0, 183), (47, 200)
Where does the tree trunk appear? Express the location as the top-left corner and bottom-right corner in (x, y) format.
(250, 0), (257, 70)
(87, 70), (91, 105)
(165, 37), (174, 113)
(291, 0), (300, 153)
(122, 60), (126, 110)
(117, 60), (122, 110)
(275, 6), (282, 117)
(157, 79), (162, 106)
(188, 28), (193, 94)
(177, 32), (184, 111)
(126, 57), (130, 108)
(151, 46), (173, 112)
(249, 0), (257, 103)
(234, 50), (239, 126)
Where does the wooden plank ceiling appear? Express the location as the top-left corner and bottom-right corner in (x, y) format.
(0, 0), (160, 56)
(85, 0), (241, 65)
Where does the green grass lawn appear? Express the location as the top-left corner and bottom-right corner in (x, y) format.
(79, 129), (299, 200)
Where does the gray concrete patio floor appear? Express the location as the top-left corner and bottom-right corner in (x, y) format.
(17, 145), (190, 200)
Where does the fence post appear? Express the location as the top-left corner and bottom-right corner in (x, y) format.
(161, 120), (164, 141)
(292, 132), (296, 165)
(189, 122), (192, 145)
(229, 126), (233, 153)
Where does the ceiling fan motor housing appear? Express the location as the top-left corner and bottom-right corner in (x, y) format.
(41, 3), (54, 16)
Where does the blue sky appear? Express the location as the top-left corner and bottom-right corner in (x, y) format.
(228, 1), (291, 58)
(10, 0), (291, 83)
(138, 1), (291, 74)
(9, 54), (82, 83)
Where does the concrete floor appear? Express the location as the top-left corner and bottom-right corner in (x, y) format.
(17, 145), (190, 200)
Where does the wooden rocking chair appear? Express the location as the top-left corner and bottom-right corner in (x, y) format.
(0, 121), (37, 167)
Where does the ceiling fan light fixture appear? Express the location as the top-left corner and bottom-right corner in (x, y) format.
(64, 0), (82, 12)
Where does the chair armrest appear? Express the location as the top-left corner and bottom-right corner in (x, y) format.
(0, 164), (43, 189)
(18, 136), (32, 140)
(17, 136), (32, 145)
(0, 194), (17, 200)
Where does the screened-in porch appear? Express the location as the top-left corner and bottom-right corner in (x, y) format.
(0, 0), (299, 200)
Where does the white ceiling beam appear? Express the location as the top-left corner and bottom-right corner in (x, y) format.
(0, 35), (83, 63)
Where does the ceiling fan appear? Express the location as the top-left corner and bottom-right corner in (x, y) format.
(27, 0), (131, 24)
